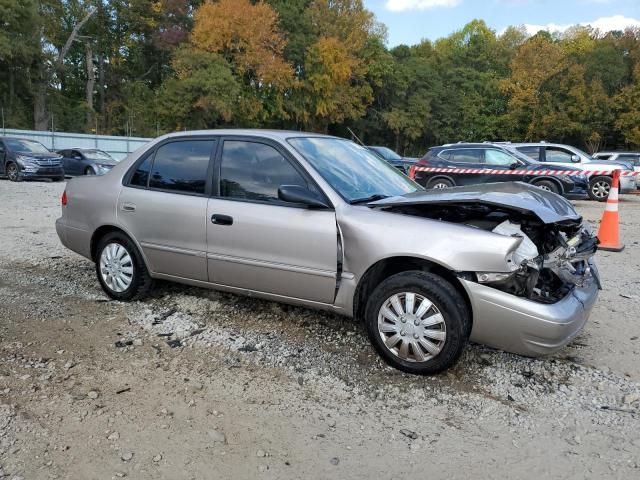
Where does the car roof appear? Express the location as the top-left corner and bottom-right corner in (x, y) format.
(595, 151), (640, 155)
(160, 129), (339, 141)
(432, 142), (509, 149)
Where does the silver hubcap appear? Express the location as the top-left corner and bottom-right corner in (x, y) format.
(377, 292), (446, 363)
(592, 181), (610, 198)
(99, 243), (134, 293)
(538, 184), (552, 192)
(432, 183), (449, 189)
(7, 164), (17, 180)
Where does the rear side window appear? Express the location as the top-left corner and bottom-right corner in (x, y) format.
(618, 154), (640, 165)
(219, 140), (307, 202)
(448, 149), (483, 163)
(129, 154), (153, 187)
(545, 147), (573, 163)
(148, 140), (214, 194)
(516, 146), (540, 161)
(595, 154), (612, 160)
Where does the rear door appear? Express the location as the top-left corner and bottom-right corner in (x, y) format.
(206, 138), (337, 304)
(444, 148), (487, 185)
(117, 138), (216, 281)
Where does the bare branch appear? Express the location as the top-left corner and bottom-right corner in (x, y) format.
(56, 8), (96, 70)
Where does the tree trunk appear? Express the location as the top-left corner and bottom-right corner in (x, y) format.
(98, 53), (105, 113)
(33, 63), (48, 131)
(85, 43), (95, 130)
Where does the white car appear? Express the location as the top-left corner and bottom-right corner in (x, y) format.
(512, 142), (636, 201)
(593, 152), (640, 187)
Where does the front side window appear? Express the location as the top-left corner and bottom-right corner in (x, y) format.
(220, 140), (308, 202)
(545, 147), (573, 163)
(148, 140), (214, 194)
(449, 149), (483, 164)
(288, 137), (419, 203)
(484, 149), (516, 166)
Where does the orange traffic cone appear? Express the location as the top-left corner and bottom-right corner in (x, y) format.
(597, 169), (624, 252)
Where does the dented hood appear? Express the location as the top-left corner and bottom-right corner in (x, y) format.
(369, 182), (582, 225)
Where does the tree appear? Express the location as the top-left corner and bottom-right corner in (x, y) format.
(614, 65), (640, 147)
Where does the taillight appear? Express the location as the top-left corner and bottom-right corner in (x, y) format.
(61, 190), (68, 206)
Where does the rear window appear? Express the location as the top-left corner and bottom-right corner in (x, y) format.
(148, 140), (215, 194)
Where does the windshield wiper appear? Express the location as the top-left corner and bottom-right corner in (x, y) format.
(349, 194), (390, 205)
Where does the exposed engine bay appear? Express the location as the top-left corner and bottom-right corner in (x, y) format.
(383, 202), (600, 304)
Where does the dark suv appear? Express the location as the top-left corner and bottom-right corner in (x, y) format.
(0, 137), (65, 182)
(411, 143), (588, 199)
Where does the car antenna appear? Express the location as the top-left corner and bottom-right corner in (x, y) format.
(347, 127), (365, 146)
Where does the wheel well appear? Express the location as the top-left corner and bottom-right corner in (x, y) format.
(353, 256), (472, 323)
(90, 225), (128, 261)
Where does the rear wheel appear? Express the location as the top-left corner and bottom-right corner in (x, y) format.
(6, 162), (22, 182)
(95, 232), (153, 301)
(588, 176), (611, 202)
(427, 178), (454, 189)
(364, 271), (470, 375)
(533, 179), (560, 194)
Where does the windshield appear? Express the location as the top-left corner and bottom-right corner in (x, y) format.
(5, 139), (51, 154)
(83, 150), (114, 161)
(288, 137), (421, 203)
(370, 146), (402, 161)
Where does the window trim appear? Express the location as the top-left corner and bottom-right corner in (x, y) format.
(212, 135), (333, 210)
(123, 136), (219, 198)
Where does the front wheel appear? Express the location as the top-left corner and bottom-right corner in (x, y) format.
(588, 176), (612, 202)
(6, 162), (22, 182)
(533, 179), (560, 194)
(364, 271), (470, 375)
(85, 167), (96, 175)
(95, 232), (153, 301)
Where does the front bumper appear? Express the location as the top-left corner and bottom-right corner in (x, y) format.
(461, 272), (599, 357)
(20, 166), (65, 180)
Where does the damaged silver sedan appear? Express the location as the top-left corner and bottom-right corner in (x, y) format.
(56, 131), (600, 374)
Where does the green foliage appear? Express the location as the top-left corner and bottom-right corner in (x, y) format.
(2, 2), (640, 152)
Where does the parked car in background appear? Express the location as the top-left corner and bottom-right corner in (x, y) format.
(366, 146), (417, 174)
(57, 148), (118, 176)
(0, 137), (65, 182)
(412, 142), (589, 199)
(56, 130), (600, 375)
(593, 151), (640, 187)
(511, 142), (635, 201)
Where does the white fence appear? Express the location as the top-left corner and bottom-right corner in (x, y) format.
(1, 128), (152, 160)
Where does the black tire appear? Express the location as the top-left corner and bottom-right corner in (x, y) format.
(588, 176), (611, 202)
(95, 232), (153, 301)
(533, 179), (560, 194)
(52, 177), (65, 182)
(364, 271), (470, 375)
(85, 167), (96, 175)
(6, 162), (22, 182)
(427, 177), (454, 189)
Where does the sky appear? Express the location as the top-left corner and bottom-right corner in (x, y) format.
(365, 0), (640, 46)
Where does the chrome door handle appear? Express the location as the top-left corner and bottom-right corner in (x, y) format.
(122, 202), (136, 212)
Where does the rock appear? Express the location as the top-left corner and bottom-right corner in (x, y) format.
(623, 393), (639, 405)
(330, 457), (340, 465)
(114, 472), (127, 478)
(256, 449), (266, 458)
(297, 376), (304, 386)
(400, 429), (418, 440)
(87, 391), (99, 400)
(327, 419), (336, 428)
(133, 339), (143, 347)
(152, 454), (162, 462)
(107, 431), (120, 441)
(121, 451), (134, 462)
(258, 465), (268, 473)
(208, 430), (226, 444)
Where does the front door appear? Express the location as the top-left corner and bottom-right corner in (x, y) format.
(117, 138), (216, 281)
(206, 138), (338, 304)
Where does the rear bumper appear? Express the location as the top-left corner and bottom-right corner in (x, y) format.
(56, 217), (92, 259)
(461, 273), (599, 357)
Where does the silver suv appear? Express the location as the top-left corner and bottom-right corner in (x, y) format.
(56, 130), (600, 374)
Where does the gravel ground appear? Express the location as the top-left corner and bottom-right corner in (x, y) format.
(0, 180), (638, 479)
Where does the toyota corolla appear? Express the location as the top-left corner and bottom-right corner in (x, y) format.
(56, 130), (600, 374)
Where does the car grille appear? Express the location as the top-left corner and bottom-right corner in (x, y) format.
(35, 158), (62, 167)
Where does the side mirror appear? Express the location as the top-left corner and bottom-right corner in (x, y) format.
(571, 154), (581, 163)
(509, 162), (519, 170)
(278, 185), (329, 209)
